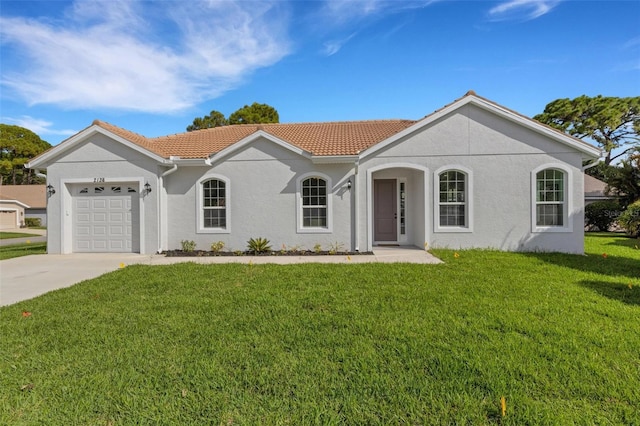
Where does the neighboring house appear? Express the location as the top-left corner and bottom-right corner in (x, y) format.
(0, 185), (47, 229)
(0, 199), (27, 230)
(26, 92), (601, 255)
(584, 174), (616, 205)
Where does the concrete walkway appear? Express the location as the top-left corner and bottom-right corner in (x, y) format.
(0, 247), (441, 306)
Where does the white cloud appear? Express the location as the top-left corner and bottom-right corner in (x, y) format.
(488, 0), (561, 21)
(322, 33), (357, 56)
(0, 1), (291, 113)
(2, 116), (77, 137)
(320, 0), (436, 26)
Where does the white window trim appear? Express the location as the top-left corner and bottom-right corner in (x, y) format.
(531, 164), (572, 233)
(197, 174), (230, 234)
(296, 172), (333, 234)
(433, 165), (473, 233)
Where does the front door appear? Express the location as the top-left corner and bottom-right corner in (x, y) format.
(374, 179), (397, 242)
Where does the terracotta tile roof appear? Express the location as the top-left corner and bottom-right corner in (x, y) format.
(93, 119), (417, 159)
(91, 91), (599, 160)
(0, 185), (46, 208)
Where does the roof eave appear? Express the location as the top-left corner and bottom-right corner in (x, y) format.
(209, 130), (312, 165)
(26, 125), (170, 169)
(311, 155), (359, 164)
(359, 94), (602, 160)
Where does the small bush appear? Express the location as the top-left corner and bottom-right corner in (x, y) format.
(313, 243), (323, 254)
(210, 241), (225, 253)
(618, 201), (640, 238)
(247, 237), (271, 254)
(327, 241), (344, 255)
(24, 218), (42, 227)
(181, 240), (197, 252)
(585, 200), (622, 231)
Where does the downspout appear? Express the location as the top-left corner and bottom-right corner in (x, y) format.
(157, 163), (178, 253)
(353, 159), (360, 252)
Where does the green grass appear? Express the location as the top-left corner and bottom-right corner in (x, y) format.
(0, 232), (40, 239)
(0, 242), (47, 260)
(1, 234), (639, 424)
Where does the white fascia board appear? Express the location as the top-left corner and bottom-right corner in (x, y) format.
(311, 155), (359, 164)
(359, 95), (601, 160)
(0, 199), (31, 208)
(26, 125), (169, 169)
(171, 158), (211, 166)
(209, 130), (312, 165)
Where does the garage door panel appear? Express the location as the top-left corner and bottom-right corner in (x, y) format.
(109, 199), (124, 209)
(93, 199), (107, 209)
(73, 184), (139, 253)
(93, 213), (107, 222)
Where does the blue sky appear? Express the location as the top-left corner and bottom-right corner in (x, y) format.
(1, 0), (639, 146)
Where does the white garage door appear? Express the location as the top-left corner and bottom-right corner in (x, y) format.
(73, 184), (140, 253)
(0, 210), (17, 230)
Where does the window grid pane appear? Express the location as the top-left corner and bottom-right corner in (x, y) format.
(535, 169), (564, 227)
(203, 179), (226, 229)
(302, 177), (328, 228)
(439, 171), (466, 227)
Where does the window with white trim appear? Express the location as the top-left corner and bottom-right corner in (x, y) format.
(202, 178), (226, 229)
(438, 170), (467, 227)
(535, 168), (565, 227)
(302, 177), (327, 228)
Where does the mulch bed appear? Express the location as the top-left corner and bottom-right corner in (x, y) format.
(165, 250), (374, 257)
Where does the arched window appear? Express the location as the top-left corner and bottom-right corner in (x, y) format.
(535, 168), (565, 227)
(202, 178), (226, 229)
(438, 170), (467, 227)
(302, 177), (327, 228)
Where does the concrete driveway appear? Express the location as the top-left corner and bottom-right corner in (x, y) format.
(0, 247), (441, 307)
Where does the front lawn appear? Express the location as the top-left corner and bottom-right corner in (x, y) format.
(0, 232), (40, 239)
(1, 234), (638, 424)
(0, 242), (47, 260)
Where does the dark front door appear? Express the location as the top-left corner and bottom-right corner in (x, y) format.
(374, 179), (397, 242)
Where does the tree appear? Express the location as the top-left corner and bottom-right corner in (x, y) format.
(228, 102), (279, 125)
(604, 147), (640, 207)
(186, 103), (279, 131)
(0, 124), (51, 185)
(186, 110), (228, 131)
(534, 95), (640, 165)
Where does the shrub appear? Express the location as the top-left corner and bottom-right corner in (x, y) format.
(210, 241), (225, 253)
(327, 241), (344, 255)
(247, 237), (271, 254)
(181, 240), (197, 252)
(313, 243), (323, 254)
(24, 218), (42, 227)
(585, 200), (621, 231)
(618, 201), (640, 238)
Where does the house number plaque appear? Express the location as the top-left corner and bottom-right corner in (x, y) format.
(93, 177), (105, 183)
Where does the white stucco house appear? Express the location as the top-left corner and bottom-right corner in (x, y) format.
(26, 92), (601, 255)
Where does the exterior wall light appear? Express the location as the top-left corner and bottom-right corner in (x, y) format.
(46, 184), (56, 197)
(347, 179), (352, 190)
(144, 182), (152, 195)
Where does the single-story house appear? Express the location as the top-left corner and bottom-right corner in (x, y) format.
(0, 185), (47, 227)
(0, 199), (28, 230)
(584, 174), (615, 205)
(26, 91), (601, 255)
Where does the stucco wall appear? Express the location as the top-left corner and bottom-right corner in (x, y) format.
(164, 138), (354, 252)
(358, 104), (586, 254)
(44, 134), (161, 254)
